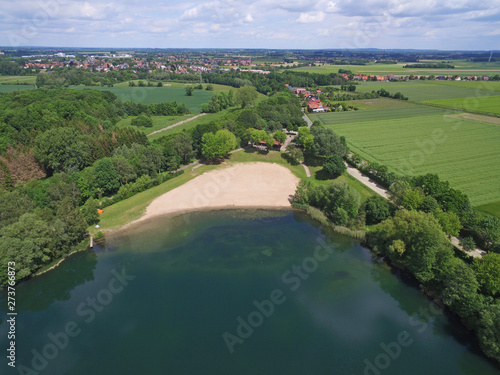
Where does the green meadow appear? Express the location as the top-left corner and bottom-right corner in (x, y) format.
(0, 75), (36, 85)
(311, 100), (500, 211)
(71, 86), (212, 112)
(115, 114), (197, 135)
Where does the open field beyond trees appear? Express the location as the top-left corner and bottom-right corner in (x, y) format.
(311, 100), (500, 211)
(292, 61), (500, 76)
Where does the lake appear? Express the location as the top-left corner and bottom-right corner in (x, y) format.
(1, 209), (498, 375)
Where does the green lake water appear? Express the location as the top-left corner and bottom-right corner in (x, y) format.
(1, 209), (498, 375)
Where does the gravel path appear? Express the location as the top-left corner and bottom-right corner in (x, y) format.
(345, 162), (485, 258)
(148, 113), (206, 137)
(302, 113), (313, 128)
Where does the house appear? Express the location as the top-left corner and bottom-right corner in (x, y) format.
(307, 97), (325, 112)
(294, 88), (308, 95)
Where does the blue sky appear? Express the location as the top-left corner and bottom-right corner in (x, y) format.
(0, 0), (499, 50)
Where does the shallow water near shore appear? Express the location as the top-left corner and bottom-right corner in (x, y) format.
(0, 210), (498, 375)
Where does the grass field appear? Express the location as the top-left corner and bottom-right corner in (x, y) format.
(147, 109), (235, 140)
(311, 108), (500, 209)
(115, 114), (196, 135)
(354, 81), (498, 102)
(0, 75), (36, 85)
(423, 95), (500, 116)
(291, 61), (500, 76)
(71, 86), (212, 112)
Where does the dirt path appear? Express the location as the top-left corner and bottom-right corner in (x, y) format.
(345, 162), (485, 258)
(148, 113), (206, 137)
(301, 163), (311, 177)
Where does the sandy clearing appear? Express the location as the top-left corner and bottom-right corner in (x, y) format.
(138, 162), (300, 222)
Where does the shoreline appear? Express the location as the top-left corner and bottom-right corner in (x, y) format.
(21, 162), (301, 281)
(128, 162), (300, 227)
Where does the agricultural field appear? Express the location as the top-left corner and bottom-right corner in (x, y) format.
(0, 85), (34, 93)
(423, 95), (500, 116)
(115, 114), (197, 135)
(311, 104), (500, 210)
(292, 60), (500, 76)
(354, 81), (498, 102)
(0, 75), (36, 85)
(71, 86), (212, 112)
(313, 101), (446, 124)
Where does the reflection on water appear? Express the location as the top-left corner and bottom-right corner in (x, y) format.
(0, 209), (497, 375)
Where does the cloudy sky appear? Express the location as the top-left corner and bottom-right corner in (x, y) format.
(0, 0), (499, 50)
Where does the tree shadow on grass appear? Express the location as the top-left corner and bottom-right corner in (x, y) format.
(315, 168), (331, 181)
(281, 152), (300, 166)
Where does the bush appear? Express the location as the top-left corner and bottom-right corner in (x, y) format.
(323, 154), (346, 178)
(364, 196), (391, 225)
(131, 114), (153, 128)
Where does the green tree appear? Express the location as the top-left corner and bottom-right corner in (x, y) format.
(274, 130), (287, 145)
(34, 128), (90, 174)
(185, 86), (194, 96)
(93, 158), (121, 196)
(364, 196), (391, 225)
(310, 126), (346, 157)
(434, 210), (462, 238)
(473, 253), (500, 296)
(401, 187), (425, 210)
(323, 154), (346, 178)
(479, 216), (500, 247)
(112, 157), (137, 184)
(297, 127), (314, 150)
(81, 198), (100, 226)
(131, 114), (153, 128)
(202, 129), (237, 161)
(460, 236), (476, 252)
(235, 85), (258, 108)
(372, 210), (454, 283)
(170, 133), (195, 164)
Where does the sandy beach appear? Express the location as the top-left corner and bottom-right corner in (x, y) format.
(138, 162), (300, 222)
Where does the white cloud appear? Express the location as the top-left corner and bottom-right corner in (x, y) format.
(0, 0), (499, 49)
(297, 11), (325, 23)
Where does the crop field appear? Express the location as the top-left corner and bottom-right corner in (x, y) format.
(115, 114), (196, 135)
(311, 110), (500, 209)
(0, 85), (34, 93)
(313, 102), (446, 124)
(354, 81), (497, 102)
(72, 86), (212, 112)
(292, 61), (500, 76)
(0, 75), (36, 85)
(423, 95), (500, 116)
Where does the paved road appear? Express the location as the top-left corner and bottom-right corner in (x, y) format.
(345, 162), (485, 258)
(345, 164), (389, 199)
(302, 113), (313, 128)
(148, 113), (206, 137)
